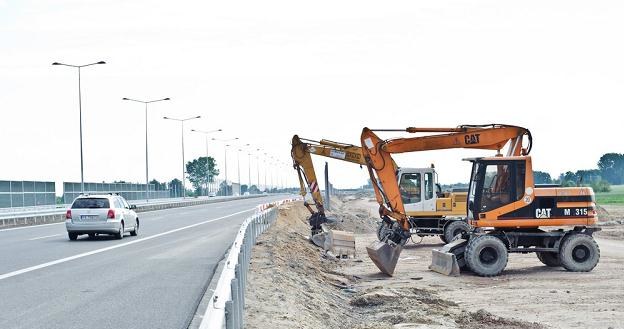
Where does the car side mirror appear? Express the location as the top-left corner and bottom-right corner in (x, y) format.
(130, 205), (137, 210)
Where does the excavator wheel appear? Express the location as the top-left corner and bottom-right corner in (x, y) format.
(465, 235), (508, 277)
(559, 234), (600, 272)
(536, 252), (561, 267)
(443, 220), (471, 244)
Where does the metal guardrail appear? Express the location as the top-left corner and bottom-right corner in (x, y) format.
(199, 197), (300, 329)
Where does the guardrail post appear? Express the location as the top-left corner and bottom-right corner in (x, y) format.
(225, 300), (234, 329)
(230, 278), (240, 329)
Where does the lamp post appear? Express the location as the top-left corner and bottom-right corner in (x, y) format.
(235, 144), (250, 196)
(122, 97), (170, 202)
(163, 115), (201, 199)
(255, 149), (261, 191)
(213, 137), (239, 195)
(191, 128), (222, 195)
(52, 60), (106, 193)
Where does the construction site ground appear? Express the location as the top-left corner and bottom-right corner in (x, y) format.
(244, 195), (624, 329)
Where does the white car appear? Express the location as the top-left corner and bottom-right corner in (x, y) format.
(208, 191), (217, 197)
(65, 194), (139, 240)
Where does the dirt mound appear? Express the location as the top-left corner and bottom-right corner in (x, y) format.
(245, 200), (545, 329)
(326, 194), (379, 234)
(244, 202), (361, 329)
(595, 204), (624, 239)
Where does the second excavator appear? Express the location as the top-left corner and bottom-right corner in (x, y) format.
(291, 135), (472, 246)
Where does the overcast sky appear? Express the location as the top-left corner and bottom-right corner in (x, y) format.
(1, 0), (622, 193)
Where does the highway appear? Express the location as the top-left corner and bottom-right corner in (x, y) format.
(0, 195), (287, 329)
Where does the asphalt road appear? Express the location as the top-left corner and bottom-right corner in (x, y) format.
(0, 195), (288, 329)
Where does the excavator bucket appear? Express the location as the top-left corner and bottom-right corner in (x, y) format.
(311, 232), (326, 248)
(429, 238), (468, 276)
(366, 241), (403, 276)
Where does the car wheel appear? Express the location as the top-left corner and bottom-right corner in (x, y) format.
(130, 219), (139, 236)
(115, 223), (124, 240)
(68, 232), (78, 241)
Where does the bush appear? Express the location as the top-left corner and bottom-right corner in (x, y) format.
(591, 179), (611, 193)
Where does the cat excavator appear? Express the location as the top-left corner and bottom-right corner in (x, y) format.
(291, 135), (472, 245)
(361, 124), (600, 276)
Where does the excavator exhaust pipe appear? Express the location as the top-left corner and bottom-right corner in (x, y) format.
(429, 238), (468, 276)
(366, 241), (403, 276)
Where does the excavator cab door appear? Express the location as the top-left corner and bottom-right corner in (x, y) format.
(398, 172), (424, 212)
(467, 159), (526, 222)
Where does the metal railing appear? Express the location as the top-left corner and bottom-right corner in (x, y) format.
(199, 197), (300, 329)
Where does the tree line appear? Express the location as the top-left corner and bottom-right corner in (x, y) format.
(534, 153), (623, 192)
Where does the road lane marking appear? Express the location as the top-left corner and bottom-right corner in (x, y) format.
(28, 234), (62, 241)
(0, 222), (65, 232)
(0, 208), (255, 281)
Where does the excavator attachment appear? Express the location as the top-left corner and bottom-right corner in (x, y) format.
(429, 238), (468, 276)
(366, 241), (403, 276)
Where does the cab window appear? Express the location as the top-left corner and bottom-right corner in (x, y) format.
(399, 173), (421, 204)
(479, 161), (524, 212)
(424, 172), (434, 200)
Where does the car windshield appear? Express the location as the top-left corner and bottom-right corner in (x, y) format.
(72, 198), (110, 209)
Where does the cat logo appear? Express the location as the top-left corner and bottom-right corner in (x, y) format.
(464, 134), (480, 145)
(535, 208), (552, 218)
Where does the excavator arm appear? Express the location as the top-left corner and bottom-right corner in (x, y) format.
(360, 124), (531, 274)
(291, 135), (367, 235)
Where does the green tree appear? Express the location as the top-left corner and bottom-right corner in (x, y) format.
(248, 185), (261, 194)
(533, 171), (552, 184)
(169, 178), (182, 197)
(186, 156), (220, 195)
(218, 181), (232, 196)
(598, 153), (624, 185)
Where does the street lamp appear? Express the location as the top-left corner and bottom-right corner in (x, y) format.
(213, 137), (239, 195)
(122, 97), (170, 202)
(191, 128), (222, 196)
(235, 144), (250, 195)
(163, 115), (201, 198)
(255, 148), (261, 191)
(52, 60), (106, 193)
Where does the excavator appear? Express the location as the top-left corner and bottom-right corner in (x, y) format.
(361, 124), (600, 277)
(291, 135), (472, 245)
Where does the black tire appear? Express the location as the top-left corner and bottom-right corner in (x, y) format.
(130, 220), (139, 236)
(465, 235), (508, 277)
(439, 234), (448, 244)
(88, 233), (96, 239)
(536, 252), (561, 267)
(443, 220), (471, 244)
(115, 224), (124, 240)
(68, 232), (78, 241)
(559, 234), (600, 272)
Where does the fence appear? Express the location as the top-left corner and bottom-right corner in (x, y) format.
(63, 182), (170, 203)
(199, 197), (300, 329)
(0, 180), (56, 209)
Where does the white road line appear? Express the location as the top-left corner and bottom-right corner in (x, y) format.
(0, 208), (255, 281)
(0, 222), (65, 233)
(28, 234), (62, 241)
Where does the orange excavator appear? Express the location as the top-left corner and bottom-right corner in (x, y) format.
(361, 124), (600, 276)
